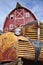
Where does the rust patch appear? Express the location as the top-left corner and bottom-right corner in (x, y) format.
(0, 47), (17, 62)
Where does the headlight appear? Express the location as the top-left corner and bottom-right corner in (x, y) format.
(15, 28), (21, 36)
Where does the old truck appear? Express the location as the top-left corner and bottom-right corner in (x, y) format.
(0, 2), (43, 65)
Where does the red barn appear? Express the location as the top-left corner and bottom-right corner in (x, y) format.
(3, 2), (37, 33)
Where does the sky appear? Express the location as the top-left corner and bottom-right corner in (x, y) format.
(0, 0), (43, 30)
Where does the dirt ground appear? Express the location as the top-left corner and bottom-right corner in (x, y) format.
(0, 58), (43, 65)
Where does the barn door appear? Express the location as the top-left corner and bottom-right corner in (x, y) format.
(15, 9), (25, 27)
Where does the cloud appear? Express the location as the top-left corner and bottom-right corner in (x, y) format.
(0, 0), (43, 30)
(32, 4), (43, 22)
(0, 0), (16, 30)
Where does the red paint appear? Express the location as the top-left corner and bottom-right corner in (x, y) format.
(3, 6), (37, 32)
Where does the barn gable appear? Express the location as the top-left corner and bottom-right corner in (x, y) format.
(3, 2), (37, 32)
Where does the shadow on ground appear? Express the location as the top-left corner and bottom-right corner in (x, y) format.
(1, 58), (43, 65)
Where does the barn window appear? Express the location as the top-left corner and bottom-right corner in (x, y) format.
(9, 24), (13, 31)
(5, 28), (8, 32)
(10, 15), (14, 19)
(25, 12), (30, 17)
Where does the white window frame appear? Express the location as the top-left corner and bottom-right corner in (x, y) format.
(10, 15), (14, 19)
(25, 12), (30, 17)
(9, 24), (13, 30)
